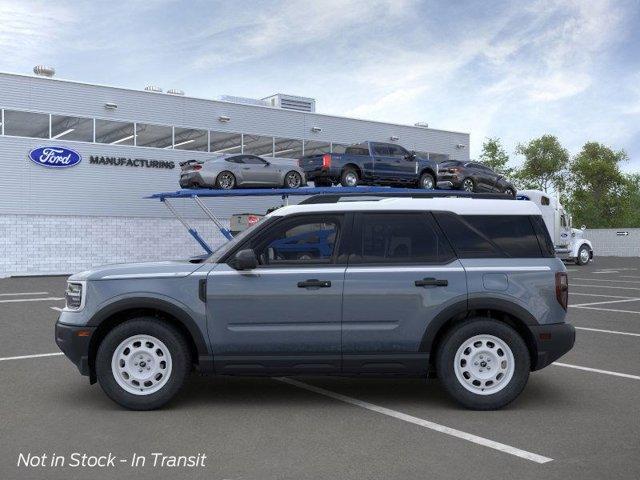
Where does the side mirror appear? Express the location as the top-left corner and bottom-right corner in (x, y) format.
(230, 249), (258, 270)
(404, 152), (416, 160)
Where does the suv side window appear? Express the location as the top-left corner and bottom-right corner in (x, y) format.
(352, 213), (454, 264)
(463, 215), (542, 257)
(435, 212), (543, 258)
(249, 215), (342, 266)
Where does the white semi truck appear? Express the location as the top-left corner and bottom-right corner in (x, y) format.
(518, 190), (593, 265)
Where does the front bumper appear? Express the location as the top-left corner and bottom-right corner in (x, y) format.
(55, 320), (96, 376)
(437, 174), (463, 188)
(530, 322), (576, 370)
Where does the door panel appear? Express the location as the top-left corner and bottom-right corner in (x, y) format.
(341, 212), (468, 374)
(207, 264), (345, 373)
(206, 213), (347, 374)
(342, 262), (467, 373)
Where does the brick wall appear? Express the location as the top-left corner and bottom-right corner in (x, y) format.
(0, 214), (230, 276)
(585, 228), (640, 257)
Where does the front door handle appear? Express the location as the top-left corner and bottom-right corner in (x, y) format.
(297, 279), (331, 288)
(415, 278), (448, 287)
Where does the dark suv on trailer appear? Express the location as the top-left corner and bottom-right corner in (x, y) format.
(438, 160), (516, 196)
(55, 194), (574, 411)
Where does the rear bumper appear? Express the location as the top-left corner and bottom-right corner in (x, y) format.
(55, 320), (95, 377)
(530, 322), (576, 370)
(304, 167), (339, 181)
(437, 174), (463, 188)
(179, 172), (206, 188)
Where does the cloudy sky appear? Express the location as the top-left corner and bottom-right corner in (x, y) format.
(1, 0), (639, 170)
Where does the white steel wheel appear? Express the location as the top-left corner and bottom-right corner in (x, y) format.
(111, 335), (173, 396)
(453, 334), (515, 395)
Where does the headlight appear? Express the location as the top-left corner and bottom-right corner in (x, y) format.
(65, 282), (85, 310)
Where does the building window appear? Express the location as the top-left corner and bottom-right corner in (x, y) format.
(331, 143), (349, 154)
(51, 114), (93, 142)
(173, 127), (208, 151)
(303, 140), (331, 156)
(273, 137), (303, 158)
(210, 131), (242, 154)
(3, 110), (49, 138)
(136, 123), (173, 148)
(95, 119), (135, 145)
(243, 134), (274, 156)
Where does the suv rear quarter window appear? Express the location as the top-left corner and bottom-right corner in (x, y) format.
(434, 212), (544, 258)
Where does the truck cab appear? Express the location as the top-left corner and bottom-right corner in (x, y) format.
(518, 190), (593, 265)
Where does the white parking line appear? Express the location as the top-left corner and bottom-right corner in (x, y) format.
(619, 275), (640, 279)
(570, 292), (636, 299)
(571, 278), (640, 284)
(553, 362), (640, 380)
(570, 284), (640, 291)
(570, 298), (640, 307)
(276, 378), (553, 464)
(0, 291), (49, 297)
(0, 297), (64, 304)
(570, 305), (640, 315)
(575, 326), (640, 337)
(50, 306), (63, 312)
(0, 352), (63, 362)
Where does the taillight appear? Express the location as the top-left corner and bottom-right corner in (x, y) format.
(193, 164), (202, 171)
(322, 154), (331, 169)
(556, 272), (568, 310)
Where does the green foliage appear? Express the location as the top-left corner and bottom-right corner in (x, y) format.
(479, 137), (513, 176)
(514, 135), (569, 192)
(566, 142), (632, 228)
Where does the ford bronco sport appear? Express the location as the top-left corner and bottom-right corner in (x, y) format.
(56, 194), (574, 410)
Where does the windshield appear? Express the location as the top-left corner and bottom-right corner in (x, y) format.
(206, 216), (276, 263)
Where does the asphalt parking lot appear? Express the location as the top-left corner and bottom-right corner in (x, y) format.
(1, 257), (640, 480)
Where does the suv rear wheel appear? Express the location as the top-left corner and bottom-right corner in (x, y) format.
(436, 318), (530, 410)
(95, 318), (191, 410)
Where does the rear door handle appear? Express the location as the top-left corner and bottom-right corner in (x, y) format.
(414, 278), (448, 287)
(297, 279), (331, 288)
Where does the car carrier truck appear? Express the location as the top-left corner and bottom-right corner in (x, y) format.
(518, 189), (593, 265)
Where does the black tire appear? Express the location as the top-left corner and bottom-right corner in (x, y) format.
(284, 171), (303, 189)
(418, 172), (436, 190)
(215, 171), (236, 190)
(340, 167), (359, 187)
(461, 177), (475, 192)
(503, 187), (516, 197)
(436, 318), (530, 410)
(576, 245), (591, 265)
(313, 178), (333, 187)
(95, 318), (191, 410)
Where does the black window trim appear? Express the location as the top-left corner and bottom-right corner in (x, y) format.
(348, 211), (457, 267)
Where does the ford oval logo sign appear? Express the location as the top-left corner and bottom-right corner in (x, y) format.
(28, 146), (82, 168)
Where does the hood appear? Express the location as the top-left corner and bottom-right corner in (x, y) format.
(572, 228), (585, 239)
(68, 260), (205, 281)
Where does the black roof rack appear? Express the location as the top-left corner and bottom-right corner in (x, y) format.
(298, 191), (513, 204)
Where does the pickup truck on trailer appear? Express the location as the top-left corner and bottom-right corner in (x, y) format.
(298, 141), (439, 189)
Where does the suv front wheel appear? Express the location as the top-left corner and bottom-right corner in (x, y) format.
(436, 318), (530, 410)
(95, 318), (191, 410)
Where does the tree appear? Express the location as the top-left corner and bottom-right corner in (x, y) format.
(514, 135), (569, 192)
(479, 137), (513, 176)
(566, 142), (629, 228)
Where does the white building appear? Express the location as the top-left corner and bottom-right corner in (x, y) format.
(0, 69), (470, 275)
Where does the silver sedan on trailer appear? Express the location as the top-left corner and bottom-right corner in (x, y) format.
(179, 154), (307, 189)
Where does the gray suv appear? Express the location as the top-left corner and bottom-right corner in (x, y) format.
(55, 195), (575, 410)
